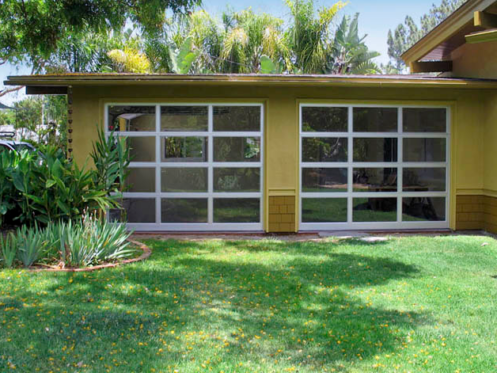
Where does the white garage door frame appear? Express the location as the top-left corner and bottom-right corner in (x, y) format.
(105, 102), (264, 232)
(299, 103), (451, 231)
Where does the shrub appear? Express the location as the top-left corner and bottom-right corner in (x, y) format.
(0, 214), (135, 269)
(16, 225), (48, 268)
(60, 214), (134, 267)
(91, 127), (130, 194)
(0, 233), (18, 268)
(0, 129), (130, 227)
(0, 149), (33, 225)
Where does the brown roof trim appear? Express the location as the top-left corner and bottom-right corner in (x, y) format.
(5, 73), (497, 89)
(401, 0), (495, 64)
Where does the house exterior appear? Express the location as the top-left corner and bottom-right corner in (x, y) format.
(4, 0), (497, 234)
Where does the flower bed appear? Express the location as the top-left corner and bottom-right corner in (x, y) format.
(30, 239), (151, 272)
(0, 214), (144, 270)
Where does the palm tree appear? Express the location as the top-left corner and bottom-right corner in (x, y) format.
(326, 14), (381, 75)
(221, 9), (289, 73)
(109, 1), (381, 76)
(284, 0), (347, 74)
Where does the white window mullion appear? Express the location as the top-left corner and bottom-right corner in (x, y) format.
(260, 104), (265, 225)
(347, 106), (353, 224)
(208, 105), (214, 224)
(155, 105), (161, 224)
(301, 132), (349, 138)
(397, 107), (403, 223)
(299, 105), (303, 227)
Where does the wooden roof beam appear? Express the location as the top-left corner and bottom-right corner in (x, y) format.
(474, 11), (497, 28)
(25, 86), (68, 95)
(409, 61), (453, 73)
(466, 29), (497, 43)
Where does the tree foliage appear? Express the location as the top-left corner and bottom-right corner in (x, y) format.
(0, 0), (200, 96)
(0, 96), (67, 145)
(0, 0), (200, 67)
(386, 0), (465, 72)
(1, 0), (381, 91)
(143, 0), (380, 75)
(328, 14), (381, 75)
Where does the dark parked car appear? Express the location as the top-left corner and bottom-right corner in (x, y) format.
(0, 132), (36, 153)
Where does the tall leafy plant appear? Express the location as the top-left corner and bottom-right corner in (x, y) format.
(0, 150), (22, 225)
(91, 126), (131, 196)
(0, 128), (130, 227)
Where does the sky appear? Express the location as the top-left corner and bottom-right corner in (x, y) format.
(0, 0), (440, 105)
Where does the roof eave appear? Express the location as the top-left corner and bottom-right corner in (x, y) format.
(401, 0), (495, 64)
(5, 74), (497, 90)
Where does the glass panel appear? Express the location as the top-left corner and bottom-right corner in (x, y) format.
(214, 137), (261, 162)
(302, 138), (348, 162)
(108, 106), (155, 132)
(161, 168), (208, 193)
(302, 107), (348, 132)
(301, 198), (347, 222)
(403, 168), (446, 192)
(302, 168), (347, 193)
(214, 168), (260, 192)
(161, 137), (208, 162)
(214, 198), (260, 223)
(127, 137), (156, 162)
(403, 197), (446, 222)
(353, 168), (398, 192)
(161, 199), (208, 223)
(353, 198), (397, 222)
(110, 198), (155, 223)
(403, 108), (447, 132)
(403, 138), (446, 162)
(353, 107), (398, 132)
(161, 106), (208, 132)
(125, 168), (155, 193)
(213, 106), (261, 131)
(353, 138), (398, 162)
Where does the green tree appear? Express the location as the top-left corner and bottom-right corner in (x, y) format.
(0, 96), (67, 146)
(327, 13), (380, 74)
(284, 0), (347, 74)
(387, 0), (465, 72)
(0, 0), (201, 96)
(145, 1), (379, 75)
(221, 8), (289, 73)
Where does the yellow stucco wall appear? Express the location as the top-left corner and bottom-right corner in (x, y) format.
(484, 91), (497, 194)
(450, 41), (497, 79)
(71, 83), (492, 231)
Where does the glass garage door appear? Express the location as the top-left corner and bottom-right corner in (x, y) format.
(300, 104), (450, 230)
(106, 103), (263, 231)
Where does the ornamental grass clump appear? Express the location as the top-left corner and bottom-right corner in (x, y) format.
(0, 233), (18, 268)
(16, 225), (50, 267)
(60, 214), (134, 267)
(0, 214), (136, 269)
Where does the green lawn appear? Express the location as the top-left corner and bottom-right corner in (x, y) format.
(1, 236), (497, 372)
